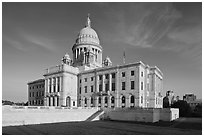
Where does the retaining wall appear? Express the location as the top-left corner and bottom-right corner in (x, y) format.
(102, 108), (179, 123)
(2, 106), (99, 127)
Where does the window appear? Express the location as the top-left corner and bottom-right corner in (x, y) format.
(122, 82), (126, 90)
(30, 92), (31, 97)
(112, 73), (115, 79)
(29, 87), (31, 90)
(141, 96), (143, 104)
(73, 101), (75, 106)
(105, 74), (109, 79)
(37, 86), (38, 89)
(131, 81), (135, 90)
(85, 86), (87, 93)
(80, 79), (81, 83)
(122, 96), (125, 103)
(122, 72), (125, 77)
(33, 86), (34, 89)
(91, 98), (93, 104)
(84, 78), (87, 82)
(99, 75), (102, 80)
(141, 82), (143, 90)
(105, 97), (108, 103)
(112, 83), (115, 91)
(105, 83), (109, 91)
(32, 92), (34, 97)
(111, 97), (115, 104)
(53, 85), (56, 92)
(141, 72), (143, 77)
(84, 98), (87, 105)
(79, 87), (81, 94)
(98, 97), (101, 104)
(91, 86), (94, 92)
(99, 84), (102, 91)
(131, 96), (135, 103)
(131, 70), (134, 76)
(91, 77), (94, 81)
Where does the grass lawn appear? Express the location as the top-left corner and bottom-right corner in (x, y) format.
(2, 117), (201, 135)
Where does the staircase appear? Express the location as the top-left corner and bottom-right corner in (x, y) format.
(85, 109), (104, 121)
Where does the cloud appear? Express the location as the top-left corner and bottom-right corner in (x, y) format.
(103, 3), (182, 48)
(3, 29), (58, 53)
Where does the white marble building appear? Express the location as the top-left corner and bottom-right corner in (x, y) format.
(28, 15), (163, 108)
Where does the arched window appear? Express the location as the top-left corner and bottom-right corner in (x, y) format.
(98, 97), (101, 104)
(105, 97), (108, 104)
(122, 96), (125, 104)
(130, 96), (135, 103)
(91, 97), (93, 104)
(111, 96), (115, 104)
(84, 98), (87, 104)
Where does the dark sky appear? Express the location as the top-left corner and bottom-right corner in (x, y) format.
(2, 2), (202, 102)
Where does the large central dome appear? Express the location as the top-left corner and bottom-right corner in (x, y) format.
(74, 15), (100, 46)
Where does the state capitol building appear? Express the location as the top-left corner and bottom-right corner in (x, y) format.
(28, 15), (163, 109)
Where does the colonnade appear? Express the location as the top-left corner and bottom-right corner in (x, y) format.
(73, 46), (102, 64)
(45, 76), (63, 106)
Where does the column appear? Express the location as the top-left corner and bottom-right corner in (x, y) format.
(55, 77), (58, 92)
(55, 96), (58, 106)
(109, 73), (112, 92)
(96, 75), (99, 93)
(115, 69), (120, 108)
(45, 79), (47, 93)
(102, 75), (105, 92)
(51, 78), (53, 93)
(46, 97), (49, 106)
(47, 79), (50, 93)
(60, 76), (62, 92)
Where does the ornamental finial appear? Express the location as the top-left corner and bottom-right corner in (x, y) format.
(86, 13), (91, 27)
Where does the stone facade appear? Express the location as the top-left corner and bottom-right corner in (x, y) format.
(28, 15), (163, 108)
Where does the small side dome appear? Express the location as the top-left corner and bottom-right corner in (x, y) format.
(61, 53), (72, 65)
(103, 56), (112, 67)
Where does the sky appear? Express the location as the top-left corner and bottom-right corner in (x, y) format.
(2, 2), (202, 102)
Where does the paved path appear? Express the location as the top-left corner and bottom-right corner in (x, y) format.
(2, 120), (201, 135)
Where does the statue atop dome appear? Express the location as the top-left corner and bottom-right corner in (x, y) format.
(85, 13), (91, 28)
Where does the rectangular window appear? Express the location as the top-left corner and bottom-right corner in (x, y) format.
(131, 81), (135, 90)
(99, 84), (102, 91)
(141, 72), (143, 77)
(80, 79), (81, 83)
(30, 92), (31, 97)
(112, 73), (115, 79)
(99, 75), (102, 80)
(131, 70), (134, 76)
(91, 77), (94, 81)
(112, 83), (115, 91)
(91, 85), (94, 92)
(53, 86), (56, 92)
(57, 85), (60, 92)
(84, 78), (87, 82)
(141, 82), (143, 90)
(85, 86), (87, 93)
(141, 96), (143, 104)
(79, 87), (81, 94)
(49, 86), (51, 93)
(122, 72), (125, 77)
(32, 92), (34, 97)
(105, 83), (109, 91)
(122, 82), (126, 90)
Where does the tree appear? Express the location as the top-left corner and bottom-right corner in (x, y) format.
(171, 100), (192, 117)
